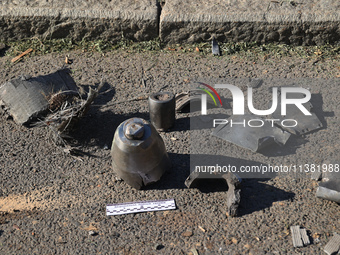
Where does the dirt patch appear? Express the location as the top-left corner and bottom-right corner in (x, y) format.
(0, 186), (76, 213)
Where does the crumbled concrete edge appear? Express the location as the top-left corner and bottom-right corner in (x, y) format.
(160, 11), (340, 45)
(0, 7), (159, 41)
(0, 2), (339, 44)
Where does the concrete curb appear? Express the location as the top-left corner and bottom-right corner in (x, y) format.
(160, 0), (340, 45)
(0, 0), (339, 45)
(0, 0), (159, 42)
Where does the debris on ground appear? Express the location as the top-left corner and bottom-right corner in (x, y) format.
(324, 233), (340, 255)
(185, 171), (241, 217)
(11, 48), (33, 63)
(271, 92), (323, 135)
(212, 114), (291, 152)
(106, 199), (176, 216)
(212, 37), (220, 56)
(111, 117), (171, 189)
(0, 69), (78, 125)
(0, 68), (105, 150)
(149, 92), (175, 131)
(175, 90), (216, 113)
(313, 161), (340, 204)
(290, 225), (310, 248)
(316, 180), (340, 204)
(40, 79), (104, 145)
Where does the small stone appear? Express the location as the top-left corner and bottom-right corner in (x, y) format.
(88, 230), (96, 236)
(244, 243), (252, 249)
(232, 237), (239, 244)
(57, 236), (66, 243)
(155, 244), (164, 250)
(182, 231), (193, 237)
(103, 144), (109, 150)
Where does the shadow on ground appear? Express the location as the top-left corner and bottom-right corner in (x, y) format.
(238, 179), (295, 216)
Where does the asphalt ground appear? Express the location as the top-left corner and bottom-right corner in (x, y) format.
(0, 47), (339, 254)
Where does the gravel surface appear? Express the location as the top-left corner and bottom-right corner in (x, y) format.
(0, 49), (339, 254)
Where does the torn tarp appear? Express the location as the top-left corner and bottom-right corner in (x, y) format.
(212, 115), (291, 152)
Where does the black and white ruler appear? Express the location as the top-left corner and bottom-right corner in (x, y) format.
(106, 199), (176, 216)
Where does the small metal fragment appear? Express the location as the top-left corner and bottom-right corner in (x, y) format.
(149, 92), (175, 131)
(212, 115), (291, 152)
(272, 92), (322, 135)
(185, 171), (241, 217)
(212, 37), (220, 56)
(324, 233), (340, 255)
(175, 91), (217, 113)
(0, 69), (78, 125)
(300, 228), (310, 245)
(290, 225), (303, 248)
(316, 180), (340, 203)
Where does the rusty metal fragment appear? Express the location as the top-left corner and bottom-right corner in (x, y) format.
(0, 69), (78, 125)
(212, 115), (291, 152)
(185, 171), (241, 217)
